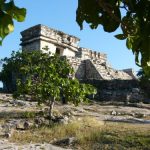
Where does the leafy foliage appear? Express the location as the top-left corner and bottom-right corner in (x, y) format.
(0, 51), (20, 91)
(76, 0), (150, 76)
(0, 0), (26, 45)
(137, 69), (150, 98)
(1, 51), (96, 119)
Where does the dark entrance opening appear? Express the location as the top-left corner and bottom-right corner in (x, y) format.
(56, 48), (61, 55)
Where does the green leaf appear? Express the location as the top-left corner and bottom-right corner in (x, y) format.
(102, 14), (121, 32)
(4, 1), (26, 22)
(0, 13), (14, 44)
(0, 0), (26, 45)
(126, 38), (132, 49)
(12, 7), (26, 22)
(7, 24), (14, 32)
(115, 34), (126, 40)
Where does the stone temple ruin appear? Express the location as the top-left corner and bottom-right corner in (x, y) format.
(21, 24), (135, 81)
(20, 24), (144, 102)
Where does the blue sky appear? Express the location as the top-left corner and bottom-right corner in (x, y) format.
(0, 0), (140, 87)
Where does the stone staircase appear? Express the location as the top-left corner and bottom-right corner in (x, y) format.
(85, 59), (133, 80)
(67, 57), (134, 80)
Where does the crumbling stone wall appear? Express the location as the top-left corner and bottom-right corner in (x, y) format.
(21, 24), (80, 57)
(85, 59), (133, 80)
(66, 57), (86, 79)
(81, 79), (145, 103)
(67, 57), (134, 81)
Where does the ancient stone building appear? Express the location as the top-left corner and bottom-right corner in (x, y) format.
(21, 24), (136, 81)
(20, 24), (145, 102)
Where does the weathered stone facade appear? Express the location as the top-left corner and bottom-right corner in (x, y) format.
(21, 24), (79, 57)
(81, 79), (144, 102)
(21, 24), (136, 81)
(20, 24), (147, 102)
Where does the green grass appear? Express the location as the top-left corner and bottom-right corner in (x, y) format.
(9, 117), (150, 150)
(0, 110), (38, 119)
(77, 123), (150, 150)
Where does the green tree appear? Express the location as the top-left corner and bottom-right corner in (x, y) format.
(0, 50), (29, 91)
(0, 0), (26, 44)
(1, 51), (96, 120)
(137, 69), (150, 98)
(76, 0), (150, 76)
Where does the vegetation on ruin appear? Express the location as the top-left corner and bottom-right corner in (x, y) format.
(0, 50), (96, 120)
(9, 117), (150, 150)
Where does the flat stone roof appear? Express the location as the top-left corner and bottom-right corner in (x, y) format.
(21, 24), (80, 41)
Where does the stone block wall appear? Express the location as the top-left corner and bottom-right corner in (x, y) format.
(86, 59), (133, 80)
(76, 47), (107, 61)
(81, 79), (145, 102)
(66, 54), (136, 82)
(67, 57), (86, 79)
(20, 24), (80, 57)
(85, 59), (103, 80)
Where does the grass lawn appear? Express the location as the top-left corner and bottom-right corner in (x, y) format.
(9, 117), (150, 150)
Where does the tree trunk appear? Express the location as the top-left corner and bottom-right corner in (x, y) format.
(48, 97), (55, 123)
